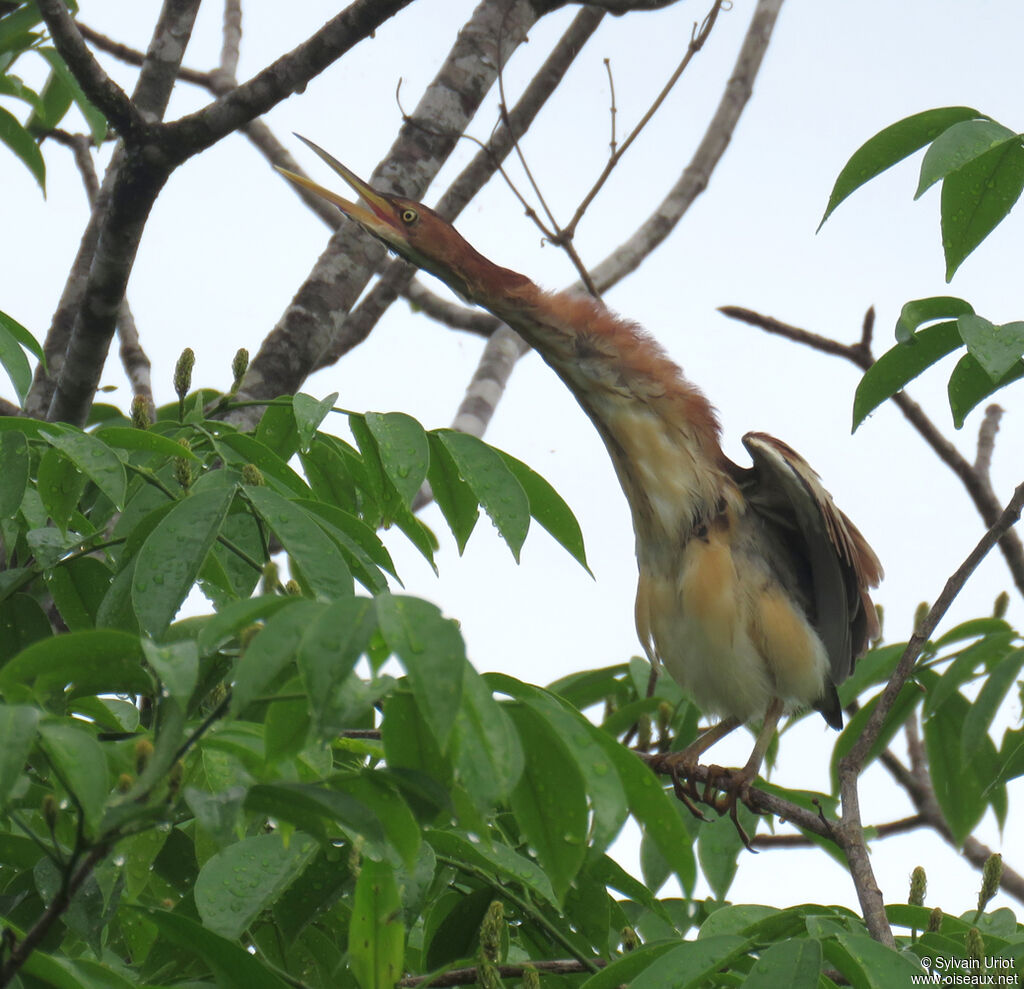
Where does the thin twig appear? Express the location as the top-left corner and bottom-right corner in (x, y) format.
(719, 305), (1024, 597)
(75, 21), (212, 86)
(975, 404), (1002, 482)
(564, 0), (725, 242)
(836, 480), (1024, 944)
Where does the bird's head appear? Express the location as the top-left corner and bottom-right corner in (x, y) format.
(276, 135), (525, 305)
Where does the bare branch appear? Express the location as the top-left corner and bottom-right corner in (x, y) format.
(74, 21), (212, 86)
(36, 0), (142, 135)
(836, 479), (1024, 943)
(404, 280), (501, 337)
(589, 0), (784, 293)
(975, 403), (1003, 482)
(216, 0), (243, 84)
(719, 306), (1024, 596)
(563, 0), (726, 242)
(157, 0), (415, 162)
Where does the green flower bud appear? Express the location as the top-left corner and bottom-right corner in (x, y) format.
(908, 866), (927, 906)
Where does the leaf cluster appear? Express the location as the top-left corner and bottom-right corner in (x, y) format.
(0, 0), (106, 192)
(821, 108), (1024, 428)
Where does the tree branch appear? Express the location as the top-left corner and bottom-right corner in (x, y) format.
(236, 0), (540, 415)
(836, 480), (1024, 944)
(36, 0), (142, 136)
(157, 0), (414, 162)
(719, 306), (1024, 597)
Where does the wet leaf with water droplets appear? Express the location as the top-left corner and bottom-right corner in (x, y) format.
(195, 832), (318, 940)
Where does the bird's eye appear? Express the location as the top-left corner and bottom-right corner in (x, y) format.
(400, 208), (418, 225)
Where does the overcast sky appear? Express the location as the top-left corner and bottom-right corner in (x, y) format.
(3, 0), (1022, 917)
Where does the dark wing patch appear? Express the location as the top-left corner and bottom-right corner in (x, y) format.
(736, 432), (883, 699)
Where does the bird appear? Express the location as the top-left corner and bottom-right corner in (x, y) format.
(276, 137), (883, 835)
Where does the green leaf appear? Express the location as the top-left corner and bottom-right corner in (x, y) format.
(740, 936), (822, 988)
(631, 936), (749, 989)
(41, 426), (126, 510)
(0, 317), (32, 404)
(132, 485), (235, 637)
(299, 436), (358, 512)
(961, 648), (1024, 761)
(0, 429), (29, 515)
(0, 308), (45, 366)
(506, 702), (588, 903)
(451, 666), (524, 812)
(197, 594), (300, 656)
(141, 638), (198, 706)
(579, 943), (679, 989)
(436, 430), (530, 561)
(0, 595), (50, 663)
(294, 498), (393, 593)
(297, 597), (376, 737)
(822, 933), (927, 988)
(0, 704), (39, 806)
(365, 411), (429, 508)
(947, 351), (1024, 428)
(137, 907), (292, 988)
(941, 136), (1024, 280)
(852, 321), (962, 430)
(831, 683), (921, 791)
(819, 106), (982, 229)
(425, 828), (559, 909)
(0, 103), (44, 190)
(498, 449), (590, 572)
(423, 887), (492, 970)
(35, 46), (107, 145)
(244, 485), (353, 600)
(216, 431), (310, 497)
(292, 391), (338, 451)
(94, 425), (201, 462)
(487, 673), (628, 851)
(38, 720), (108, 837)
(425, 432), (478, 552)
(229, 599), (322, 717)
(381, 690), (452, 788)
(195, 832), (318, 940)
(924, 691), (991, 843)
(45, 556), (111, 631)
(37, 445), (86, 534)
(0, 628), (151, 702)
(340, 773), (421, 869)
(255, 401), (301, 460)
(375, 594), (464, 751)
(245, 782), (385, 844)
(957, 314), (1024, 380)
(0, 74), (44, 115)
(349, 858), (404, 989)
(585, 725), (697, 893)
(916, 119), (1018, 198)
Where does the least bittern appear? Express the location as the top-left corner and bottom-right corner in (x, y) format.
(277, 138), (883, 835)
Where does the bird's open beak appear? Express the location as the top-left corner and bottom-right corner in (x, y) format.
(275, 135), (397, 235)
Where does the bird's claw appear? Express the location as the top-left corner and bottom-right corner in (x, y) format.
(664, 755), (710, 823)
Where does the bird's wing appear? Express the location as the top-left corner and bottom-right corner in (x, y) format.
(735, 432), (883, 688)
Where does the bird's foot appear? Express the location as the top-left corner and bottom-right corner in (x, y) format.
(707, 765), (761, 850)
(661, 753), (710, 823)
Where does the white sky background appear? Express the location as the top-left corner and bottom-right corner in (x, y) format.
(3, 0), (1023, 920)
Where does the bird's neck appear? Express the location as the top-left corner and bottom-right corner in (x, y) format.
(479, 279), (732, 549)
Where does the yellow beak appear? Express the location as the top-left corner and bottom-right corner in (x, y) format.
(275, 135), (397, 235)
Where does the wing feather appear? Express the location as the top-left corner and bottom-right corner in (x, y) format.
(736, 432), (883, 693)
